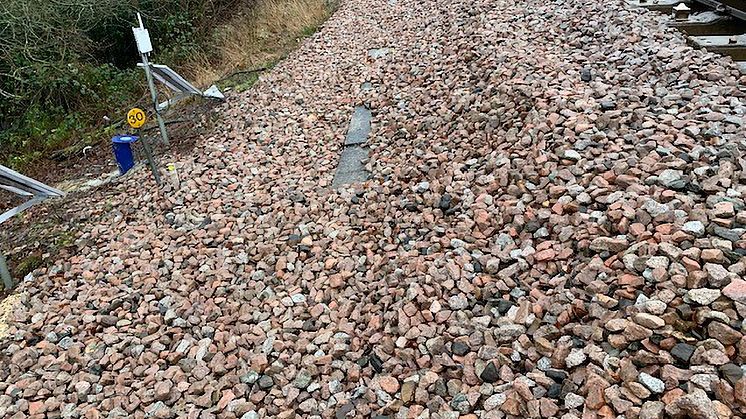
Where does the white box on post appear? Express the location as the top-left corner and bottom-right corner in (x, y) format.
(133, 13), (153, 54)
(133, 27), (153, 54)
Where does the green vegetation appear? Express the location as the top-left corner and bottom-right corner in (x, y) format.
(0, 0), (335, 171)
(14, 255), (42, 278)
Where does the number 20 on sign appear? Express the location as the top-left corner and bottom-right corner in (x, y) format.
(127, 108), (147, 129)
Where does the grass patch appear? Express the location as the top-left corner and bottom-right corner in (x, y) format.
(15, 256), (42, 279)
(186, 0), (336, 87)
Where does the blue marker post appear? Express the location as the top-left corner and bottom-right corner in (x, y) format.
(112, 135), (139, 175)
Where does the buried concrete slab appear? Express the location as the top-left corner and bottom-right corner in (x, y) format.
(345, 106), (372, 146)
(332, 146), (370, 188)
(368, 48), (390, 59)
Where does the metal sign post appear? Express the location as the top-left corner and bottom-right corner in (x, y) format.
(133, 13), (169, 146)
(125, 107), (162, 185)
(140, 134), (162, 185)
(0, 253), (12, 289)
(0, 165), (65, 289)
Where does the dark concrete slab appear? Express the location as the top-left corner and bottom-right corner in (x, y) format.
(332, 146), (369, 188)
(345, 106), (372, 146)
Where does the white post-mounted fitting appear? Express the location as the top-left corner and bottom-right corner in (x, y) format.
(673, 3), (691, 21)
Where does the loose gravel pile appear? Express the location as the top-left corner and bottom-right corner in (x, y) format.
(2, 0), (746, 417)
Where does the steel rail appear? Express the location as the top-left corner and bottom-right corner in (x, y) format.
(691, 0), (746, 21)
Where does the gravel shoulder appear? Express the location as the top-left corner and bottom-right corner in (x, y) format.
(1, 0), (746, 418)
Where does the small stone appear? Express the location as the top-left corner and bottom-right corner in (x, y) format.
(485, 258), (500, 274)
(712, 226), (742, 242)
(686, 289), (721, 306)
(645, 300), (667, 315)
(287, 234), (301, 246)
(379, 376), (399, 394)
(426, 337), (446, 355)
(547, 383), (562, 399)
(240, 371), (259, 384)
(438, 194), (453, 211)
(643, 199), (670, 217)
(723, 278), (746, 303)
(563, 150), (581, 161)
(564, 393), (584, 409)
(701, 249), (725, 263)
(484, 393), (507, 411)
(625, 322), (653, 340)
(682, 221), (705, 237)
(633, 313), (665, 329)
(415, 181), (430, 193)
(666, 388), (718, 418)
(605, 318), (628, 332)
(448, 294), (468, 310)
(646, 256), (669, 270)
(589, 237), (629, 253)
(704, 263), (730, 286)
(258, 375), (273, 389)
(299, 398), (317, 413)
(334, 404), (353, 419)
(154, 381), (171, 401)
(74, 381), (91, 397)
(58, 337), (74, 350)
(401, 381), (416, 403)
(450, 394), (471, 414)
(671, 343), (696, 364)
(496, 299), (514, 314)
(294, 369), (313, 389)
(639, 401), (665, 419)
(98, 315), (118, 326)
(600, 100), (616, 111)
(28, 401), (45, 416)
(719, 363), (743, 386)
(708, 322), (742, 345)
(713, 202), (735, 218)
(639, 372), (665, 394)
(658, 169), (685, 189)
(452, 340), (470, 356)
(565, 348), (586, 368)
(546, 369), (568, 382)
(480, 361), (499, 383)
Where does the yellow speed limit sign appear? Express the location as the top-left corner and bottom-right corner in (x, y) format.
(127, 108), (147, 129)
